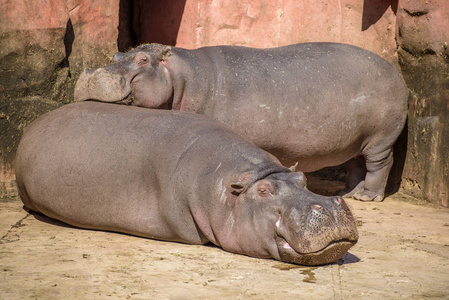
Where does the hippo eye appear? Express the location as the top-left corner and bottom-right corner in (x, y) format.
(139, 57), (149, 64)
(134, 52), (150, 66)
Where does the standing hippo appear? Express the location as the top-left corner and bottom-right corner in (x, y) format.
(15, 102), (358, 266)
(74, 42), (408, 202)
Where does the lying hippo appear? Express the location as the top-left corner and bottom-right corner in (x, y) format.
(15, 102), (358, 266)
(74, 42), (408, 202)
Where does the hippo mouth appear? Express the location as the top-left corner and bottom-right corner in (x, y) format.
(115, 93), (135, 105)
(275, 236), (356, 266)
(114, 73), (143, 105)
(111, 75), (137, 105)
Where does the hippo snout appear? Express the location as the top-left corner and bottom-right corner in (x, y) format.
(276, 196), (358, 265)
(74, 68), (131, 103)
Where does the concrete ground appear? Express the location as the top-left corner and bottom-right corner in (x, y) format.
(1, 176), (449, 299)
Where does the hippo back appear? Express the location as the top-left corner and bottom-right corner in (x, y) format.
(15, 102), (285, 244)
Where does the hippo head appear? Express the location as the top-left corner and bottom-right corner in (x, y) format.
(74, 44), (173, 108)
(226, 171), (358, 266)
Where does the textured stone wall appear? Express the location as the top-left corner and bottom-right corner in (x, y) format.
(396, 0), (449, 207)
(0, 0), (119, 197)
(136, 0), (399, 63)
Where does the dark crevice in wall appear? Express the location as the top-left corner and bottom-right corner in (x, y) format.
(403, 9), (428, 17)
(118, 0), (187, 49)
(386, 119), (408, 195)
(118, 0), (137, 52)
(362, 0), (398, 31)
(400, 45), (437, 57)
(60, 18), (74, 77)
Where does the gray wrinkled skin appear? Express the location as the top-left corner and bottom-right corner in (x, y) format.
(74, 42), (408, 202)
(15, 102), (358, 266)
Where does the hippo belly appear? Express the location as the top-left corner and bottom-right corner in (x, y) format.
(15, 102), (358, 266)
(223, 99), (367, 172)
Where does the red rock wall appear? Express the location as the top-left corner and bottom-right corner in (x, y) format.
(0, 0), (68, 91)
(135, 0), (399, 63)
(67, 0), (120, 74)
(0, 0), (119, 197)
(0, 0), (119, 91)
(396, 0), (449, 207)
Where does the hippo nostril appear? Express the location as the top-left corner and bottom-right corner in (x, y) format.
(311, 204), (323, 210)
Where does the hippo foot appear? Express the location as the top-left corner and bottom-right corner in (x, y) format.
(352, 191), (384, 202)
(341, 181), (384, 202)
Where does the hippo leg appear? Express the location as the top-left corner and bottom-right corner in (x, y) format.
(344, 156), (367, 192)
(344, 149), (393, 202)
(336, 156), (366, 197)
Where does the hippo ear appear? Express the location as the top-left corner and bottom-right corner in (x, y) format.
(159, 47), (172, 61)
(293, 171), (307, 189)
(289, 162), (298, 172)
(256, 179), (275, 198)
(134, 52), (151, 67)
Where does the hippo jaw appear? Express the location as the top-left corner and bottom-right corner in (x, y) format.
(273, 196), (358, 266)
(275, 235), (357, 266)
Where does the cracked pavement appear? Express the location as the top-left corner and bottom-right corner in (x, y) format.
(1, 177), (449, 299)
